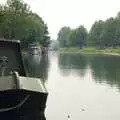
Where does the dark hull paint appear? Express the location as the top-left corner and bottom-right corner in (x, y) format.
(0, 90), (48, 120)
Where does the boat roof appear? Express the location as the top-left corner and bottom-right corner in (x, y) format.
(29, 46), (40, 49)
(0, 38), (20, 43)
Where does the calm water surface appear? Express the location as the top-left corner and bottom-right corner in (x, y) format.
(24, 52), (120, 120)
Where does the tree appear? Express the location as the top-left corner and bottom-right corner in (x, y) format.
(72, 25), (87, 48)
(0, 0), (50, 48)
(57, 26), (87, 48)
(57, 27), (71, 47)
(113, 13), (120, 47)
(87, 20), (104, 47)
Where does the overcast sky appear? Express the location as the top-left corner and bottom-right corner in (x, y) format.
(1, 0), (120, 39)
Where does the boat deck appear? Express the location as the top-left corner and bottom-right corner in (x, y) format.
(0, 75), (47, 93)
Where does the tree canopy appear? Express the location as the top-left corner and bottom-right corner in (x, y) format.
(57, 26), (88, 48)
(57, 12), (120, 49)
(0, 0), (50, 48)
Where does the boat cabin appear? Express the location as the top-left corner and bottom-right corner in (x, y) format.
(0, 39), (48, 120)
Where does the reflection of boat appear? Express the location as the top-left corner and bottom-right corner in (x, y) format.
(0, 39), (48, 120)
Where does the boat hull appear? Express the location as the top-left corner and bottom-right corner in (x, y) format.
(0, 90), (48, 120)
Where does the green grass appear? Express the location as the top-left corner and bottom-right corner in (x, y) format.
(59, 47), (97, 53)
(59, 47), (120, 55)
(110, 48), (120, 54)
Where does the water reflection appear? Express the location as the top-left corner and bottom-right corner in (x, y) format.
(89, 55), (120, 88)
(58, 53), (120, 89)
(23, 52), (120, 120)
(58, 53), (88, 77)
(23, 54), (49, 83)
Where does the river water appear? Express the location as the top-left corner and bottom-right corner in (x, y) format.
(24, 52), (120, 120)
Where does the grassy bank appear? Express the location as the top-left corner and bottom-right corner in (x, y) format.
(59, 47), (120, 56)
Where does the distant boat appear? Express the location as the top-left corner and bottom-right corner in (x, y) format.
(0, 39), (48, 120)
(28, 46), (41, 55)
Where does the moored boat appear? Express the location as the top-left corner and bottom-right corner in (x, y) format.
(0, 39), (48, 120)
(28, 45), (41, 55)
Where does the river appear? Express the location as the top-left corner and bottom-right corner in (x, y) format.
(24, 52), (120, 120)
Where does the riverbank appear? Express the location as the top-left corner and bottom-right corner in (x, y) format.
(59, 47), (120, 56)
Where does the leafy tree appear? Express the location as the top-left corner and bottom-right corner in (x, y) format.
(72, 25), (87, 48)
(87, 12), (120, 48)
(0, 0), (50, 48)
(100, 18), (116, 47)
(57, 26), (87, 48)
(113, 13), (120, 47)
(58, 11), (120, 49)
(57, 27), (71, 47)
(87, 20), (104, 47)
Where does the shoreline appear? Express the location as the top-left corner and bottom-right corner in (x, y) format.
(58, 48), (120, 56)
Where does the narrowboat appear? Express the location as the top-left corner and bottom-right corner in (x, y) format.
(28, 45), (41, 55)
(0, 39), (48, 120)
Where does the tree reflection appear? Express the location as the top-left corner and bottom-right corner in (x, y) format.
(58, 53), (120, 89)
(23, 54), (49, 83)
(58, 53), (88, 77)
(24, 53), (120, 90)
(89, 55), (120, 89)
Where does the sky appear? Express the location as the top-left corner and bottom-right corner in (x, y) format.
(1, 0), (120, 39)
